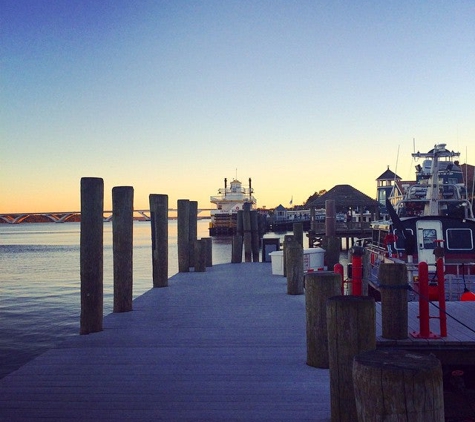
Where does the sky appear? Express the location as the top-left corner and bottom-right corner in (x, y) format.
(1, 0), (474, 213)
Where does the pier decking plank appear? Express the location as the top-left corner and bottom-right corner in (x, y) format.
(0, 264), (331, 422)
(1, 263), (475, 421)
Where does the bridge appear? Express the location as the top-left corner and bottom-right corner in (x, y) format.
(0, 209), (214, 224)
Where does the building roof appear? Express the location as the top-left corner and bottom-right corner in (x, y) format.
(308, 184), (380, 210)
(376, 166), (401, 181)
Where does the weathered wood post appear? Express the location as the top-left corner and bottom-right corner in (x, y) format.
(250, 210), (260, 262)
(231, 210), (244, 263)
(112, 186), (133, 313)
(283, 234), (294, 277)
(243, 203), (252, 262)
(188, 200), (198, 268)
(293, 222), (304, 246)
(202, 237), (212, 267)
(324, 199), (340, 269)
(327, 296), (376, 422)
(353, 349), (444, 421)
(149, 194), (168, 288)
(305, 272), (341, 368)
(286, 239), (304, 295)
(194, 239), (206, 272)
(177, 199), (190, 272)
(379, 263), (408, 339)
(237, 209), (244, 236)
(231, 235), (243, 263)
(80, 177), (104, 335)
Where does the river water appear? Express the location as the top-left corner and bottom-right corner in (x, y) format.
(0, 220), (236, 379)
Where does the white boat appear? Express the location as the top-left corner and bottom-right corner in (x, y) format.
(367, 143), (475, 300)
(209, 178), (256, 235)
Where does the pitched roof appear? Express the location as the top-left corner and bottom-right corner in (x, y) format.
(376, 166), (401, 181)
(308, 184), (380, 209)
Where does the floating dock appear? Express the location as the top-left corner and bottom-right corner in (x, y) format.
(1, 263), (474, 421)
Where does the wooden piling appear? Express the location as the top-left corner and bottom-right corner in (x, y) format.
(325, 199), (336, 237)
(231, 235), (243, 263)
(286, 239), (304, 295)
(177, 199), (190, 272)
(323, 236), (340, 270)
(293, 222), (303, 246)
(243, 203), (252, 262)
(305, 272), (341, 368)
(327, 296), (376, 422)
(188, 201), (198, 268)
(282, 235), (294, 277)
(80, 177), (104, 335)
(250, 210), (260, 262)
(149, 194), (168, 288)
(353, 349), (444, 421)
(112, 186), (134, 313)
(202, 237), (212, 267)
(323, 200), (340, 269)
(237, 210), (244, 236)
(379, 263), (409, 339)
(194, 239), (206, 272)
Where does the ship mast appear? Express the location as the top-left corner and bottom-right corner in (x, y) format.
(412, 144), (460, 216)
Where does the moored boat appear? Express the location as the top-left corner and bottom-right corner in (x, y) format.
(367, 144), (475, 300)
(209, 178), (256, 236)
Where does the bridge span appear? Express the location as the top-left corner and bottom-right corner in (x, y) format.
(0, 209), (214, 224)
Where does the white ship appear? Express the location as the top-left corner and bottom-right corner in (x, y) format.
(209, 178), (256, 235)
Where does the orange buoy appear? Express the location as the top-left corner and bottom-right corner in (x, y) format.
(461, 290), (475, 301)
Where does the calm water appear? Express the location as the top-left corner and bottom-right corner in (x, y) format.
(0, 220), (234, 379)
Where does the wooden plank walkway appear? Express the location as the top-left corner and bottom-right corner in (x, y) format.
(0, 263), (331, 422)
(2, 263), (475, 421)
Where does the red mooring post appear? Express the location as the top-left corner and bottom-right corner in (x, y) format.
(412, 261), (436, 338)
(436, 258), (447, 337)
(334, 263), (345, 294)
(351, 246), (364, 296)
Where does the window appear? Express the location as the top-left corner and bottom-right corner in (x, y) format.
(422, 229), (437, 250)
(446, 228), (474, 250)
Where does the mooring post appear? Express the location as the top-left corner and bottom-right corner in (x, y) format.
(188, 200), (198, 268)
(149, 194), (168, 288)
(243, 203), (252, 262)
(293, 222), (304, 246)
(305, 272), (341, 368)
(80, 177), (104, 335)
(202, 237), (213, 267)
(327, 295), (376, 422)
(283, 234), (294, 277)
(250, 210), (260, 262)
(194, 239), (206, 272)
(112, 186), (134, 313)
(286, 238), (304, 295)
(324, 199), (340, 269)
(177, 199), (190, 272)
(353, 349), (444, 421)
(378, 262), (408, 339)
(231, 235), (243, 263)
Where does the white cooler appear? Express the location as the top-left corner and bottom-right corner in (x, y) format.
(270, 248), (326, 275)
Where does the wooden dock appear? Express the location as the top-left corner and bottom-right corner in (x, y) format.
(0, 263), (331, 422)
(1, 263), (475, 421)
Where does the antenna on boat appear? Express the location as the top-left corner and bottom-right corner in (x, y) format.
(394, 145), (400, 175)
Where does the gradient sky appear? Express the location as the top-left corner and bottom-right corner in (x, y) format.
(1, 0), (474, 213)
